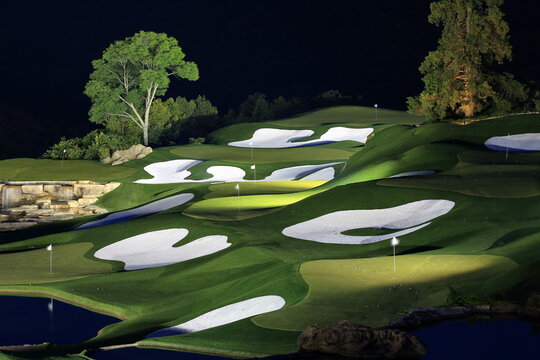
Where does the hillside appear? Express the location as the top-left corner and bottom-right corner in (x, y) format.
(1, 106), (539, 358)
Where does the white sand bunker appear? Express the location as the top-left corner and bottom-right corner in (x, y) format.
(282, 200), (455, 245)
(136, 160), (341, 183)
(75, 194), (194, 230)
(264, 162), (343, 181)
(147, 295), (285, 336)
(94, 228), (231, 270)
(389, 170), (436, 178)
(485, 133), (540, 153)
(229, 127), (373, 148)
(135, 159), (246, 184)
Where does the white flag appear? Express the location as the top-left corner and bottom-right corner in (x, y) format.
(235, 184), (240, 191)
(46, 244), (52, 251)
(251, 165), (256, 170)
(249, 141), (253, 146)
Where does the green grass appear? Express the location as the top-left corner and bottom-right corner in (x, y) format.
(2, 110), (540, 358)
(170, 144), (354, 163)
(0, 243), (113, 285)
(0, 159), (135, 182)
(253, 255), (517, 330)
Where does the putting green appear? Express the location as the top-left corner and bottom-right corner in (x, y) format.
(0, 158), (135, 181)
(170, 144), (354, 163)
(204, 181), (326, 199)
(253, 254), (517, 330)
(0, 243), (113, 284)
(184, 189), (321, 220)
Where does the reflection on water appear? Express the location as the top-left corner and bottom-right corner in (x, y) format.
(0, 295), (119, 346)
(413, 318), (540, 359)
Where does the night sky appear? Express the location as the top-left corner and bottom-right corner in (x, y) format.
(0, 0), (539, 157)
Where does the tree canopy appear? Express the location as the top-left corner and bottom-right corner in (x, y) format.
(84, 31), (199, 145)
(408, 0), (526, 121)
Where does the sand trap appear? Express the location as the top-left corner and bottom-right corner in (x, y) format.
(301, 167), (336, 181)
(75, 194), (194, 230)
(282, 200), (455, 245)
(135, 159), (246, 184)
(264, 162), (343, 181)
(135, 160), (202, 184)
(136, 160), (341, 183)
(147, 295), (285, 336)
(485, 133), (540, 153)
(389, 170), (436, 178)
(228, 127), (373, 148)
(94, 228), (230, 270)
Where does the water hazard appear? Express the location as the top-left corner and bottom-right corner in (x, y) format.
(413, 318), (540, 359)
(0, 295), (119, 346)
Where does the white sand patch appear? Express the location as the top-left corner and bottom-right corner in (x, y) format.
(135, 159), (246, 184)
(264, 162), (343, 181)
(485, 133), (540, 152)
(301, 167), (336, 181)
(228, 127), (373, 148)
(147, 295), (286, 336)
(389, 170), (436, 178)
(135, 159), (202, 184)
(318, 127), (373, 143)
(94, 228), (231, 270)
(282, 200), (455, 245)
(75, 194), (194, 230)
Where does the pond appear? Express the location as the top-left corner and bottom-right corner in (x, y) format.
(0, 295), (119, 346)
(412, 318), (540, 359)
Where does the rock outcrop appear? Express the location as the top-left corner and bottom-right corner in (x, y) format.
(101, 144), (152, 166)
(297, 320), (426, 358)
(0, 180), (119, 231)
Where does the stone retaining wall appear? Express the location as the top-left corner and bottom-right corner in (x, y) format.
(0, 181), (120, 231)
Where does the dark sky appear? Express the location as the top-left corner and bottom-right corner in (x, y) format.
(0, 0), (539, 151)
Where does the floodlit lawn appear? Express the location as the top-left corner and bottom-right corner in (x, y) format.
(271, 106), (424, 127)
(204, 181), (326, 199)
(170, 144), (355, 163)
(183, 189), (321, 220)
(0, 158), (135, 181)
(1, 111), (540, 358)
(0, 243), (113, 284)
(253, 255), (517, 331)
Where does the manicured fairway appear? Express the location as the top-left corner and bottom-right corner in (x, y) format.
(170, 144), (355, 163)
(254, 255), (517, 330)
(0, 243), (113, 284)
(0, 159), (135, 181)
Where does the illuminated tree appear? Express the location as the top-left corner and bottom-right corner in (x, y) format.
(408, 0), (526, 120)
(85, 31), (199, 145)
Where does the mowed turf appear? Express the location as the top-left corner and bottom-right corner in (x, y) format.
(204, 181), (326, 199)
(0, 243), (113, 284)
(170, 144), (354, 163)
(253, 255), (517, 331)
(0, 159), (135, 181)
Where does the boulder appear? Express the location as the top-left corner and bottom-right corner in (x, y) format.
(297, 320), (426, 358)
(527, 294), (540, 307)
(21, 184), (43, 194)
(389, 306), (472, 328)
(101, 144), (152, 166)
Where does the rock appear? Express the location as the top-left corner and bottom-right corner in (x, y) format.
(73, 184), (104, 197)
(43, 185), (60, 193)
(50, 203), (70, 211)
(101, 144), (152, 166)
(77, 197), (98, 206)
(297, 321), (426, 358)
(518, 306), (540, 319)
(83, 205), (108, 214)
(389, 306), (472, 328)
(21, 185), (43, 194)
(491, 304), (519, 314)
(0, 222), (36, 231)
(527, 294), (540, 307)
(0, 214), (9, 222)
(103, 182), (121, 193)
(35, 198), (51, 209)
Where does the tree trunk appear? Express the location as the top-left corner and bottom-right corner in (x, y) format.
(143, 125), (149, 146)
